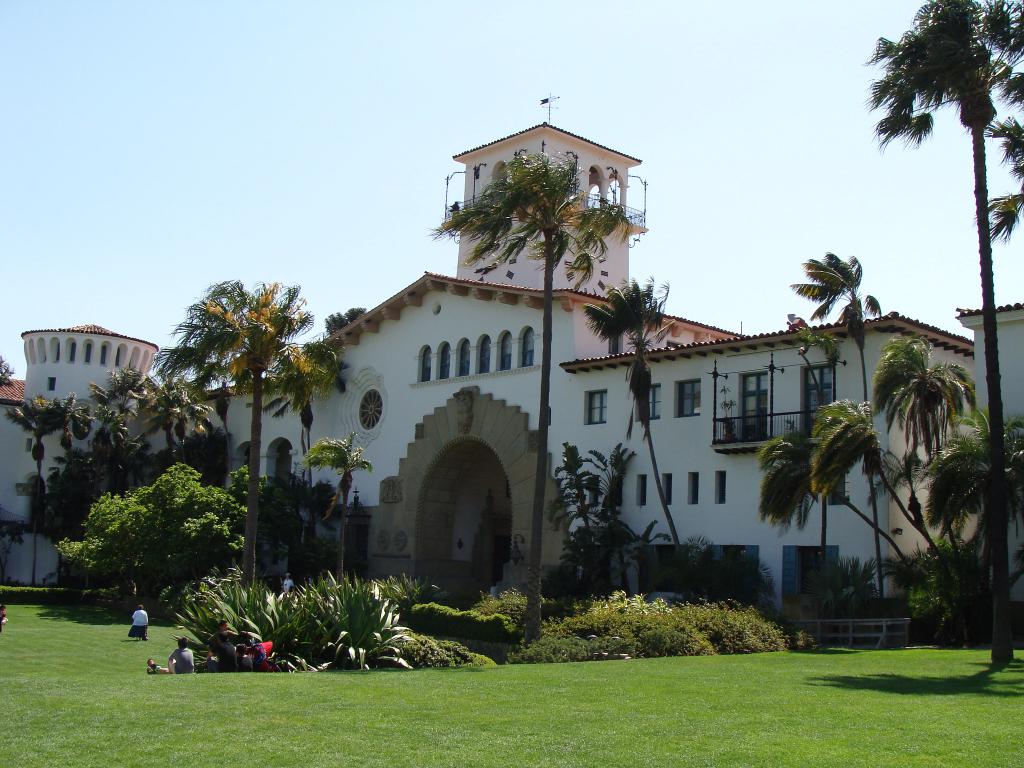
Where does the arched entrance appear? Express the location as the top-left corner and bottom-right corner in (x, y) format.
(416, 439), (512, 592)
(366, 387), (564, 591)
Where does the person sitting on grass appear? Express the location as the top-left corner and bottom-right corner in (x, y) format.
(146, 637), (195, 674)
(207, 631), (237, 673)
(236, 644), (254, 672)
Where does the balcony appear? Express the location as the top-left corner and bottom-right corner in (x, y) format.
(444, 196), (647, 230)
(712, 410), (817, 454)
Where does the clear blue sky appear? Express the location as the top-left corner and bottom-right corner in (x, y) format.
(2, 1), (1021, 378)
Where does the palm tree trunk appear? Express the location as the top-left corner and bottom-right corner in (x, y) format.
(31, 450), (42, 586)
(242, 371), (264, 585)
(335, 492), (348, 579)
(820, 496), (828, 562)
(858, 341), (885, 597)
(645, 430), (680, 545)
(839, 500), (906, 561)
(524, 236), (555, 644)
(970, 125), (1013, 664)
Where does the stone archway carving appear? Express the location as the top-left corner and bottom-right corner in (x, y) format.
(367, 386), (562, 586)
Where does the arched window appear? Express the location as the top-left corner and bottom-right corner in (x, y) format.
(498, 332), (512, 371)
(51, 338), (60, 363)
(438, 342), (451, 380)
(83, 341), (93, 364)
(607, 175), (620, 204)
(477, 335), (491, 374)
(68, 340), (77, 363)
(36, 338), (45, 363)
(587, 166), (604, 207)
(419, 346), (432, 382)
(457, 339), (471, 377)
(114, 345), (124, 368)
(99, 343), (109, 366)
(520, 328), (535, 367)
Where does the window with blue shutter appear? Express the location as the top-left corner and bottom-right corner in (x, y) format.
(825, 545), (839, 563)
(782, 545), (798, 596)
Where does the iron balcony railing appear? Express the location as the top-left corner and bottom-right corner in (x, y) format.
(713, 409), (819, 445)
(444, 196), (647, 229)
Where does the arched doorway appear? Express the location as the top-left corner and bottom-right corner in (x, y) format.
(416, 440), (512, 592)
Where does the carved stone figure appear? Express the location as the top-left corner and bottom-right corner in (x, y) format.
(454, 388), (475, 435)
(380, 476), (403, 504)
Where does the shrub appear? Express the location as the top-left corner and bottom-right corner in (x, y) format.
(472, 589), (528, 624)
(375, 575), (446, 616)
(673, 603), (788, 654)
(0, 586), (119, 605)
(651, 536), (774, 606)
(806, 556), (877, 619)
(509, 635), (638, 664)
(541, 596), (788, 659)
(175, 569), (409, 670)
(408, 603), (521, 645)
(397, 633), (494, 668)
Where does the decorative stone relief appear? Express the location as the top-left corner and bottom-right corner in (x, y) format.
(393, 530), (408, 552)
(376, 529), (390, 551)
(454, 388), (475, 435)
(380, 476), (403, 504)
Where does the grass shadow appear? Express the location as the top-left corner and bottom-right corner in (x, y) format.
(36, 604), (175, 628)
(811, 658), (1024, 697)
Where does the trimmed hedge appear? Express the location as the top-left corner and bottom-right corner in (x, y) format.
(509, 635), (637, 664)
(408, 602), (521, 645)
(398, 633), (495, 668)
(0, 586), (119, 605)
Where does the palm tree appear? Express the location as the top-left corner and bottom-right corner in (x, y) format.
(265, 338), (342, 472)
(89, 367), (149, 417)
(304, 433), (372, 578)
(813, 400), (934, 555)
(758, 430), (907, 563)
(48, 393), (93, 459)
(435, 153), (632, 642)
(873, 335), (975, 458)
(868, 0), (1022, 662)
(4, 396), (59, 584)
(791, 252), (884, 592)
(584, 278), (680, 545)
(157, 281), (313, 584)
(928, 410), (1024, 556)
(144, 377), (212, 459)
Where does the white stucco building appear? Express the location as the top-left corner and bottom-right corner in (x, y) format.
(1, 124), (1018, 607)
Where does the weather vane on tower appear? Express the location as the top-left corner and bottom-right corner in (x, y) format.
(539, 94), (560, 122)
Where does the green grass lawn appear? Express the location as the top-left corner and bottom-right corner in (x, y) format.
(1, 604), (1021, 768)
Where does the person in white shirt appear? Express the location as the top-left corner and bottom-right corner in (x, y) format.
(129, 604), (149, 641)
(281, 573), (294, 594)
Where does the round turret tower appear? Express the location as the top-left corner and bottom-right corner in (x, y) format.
(20, 324), (159, 400)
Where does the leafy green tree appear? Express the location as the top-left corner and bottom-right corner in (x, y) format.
(45, 449), (101, 540)
(325, 307), (367, 335)
(0, 515), (26, 584)
(0, 355), (13, 388)
(792, 252), (884, 591)
(584, 279), (680, 545)
(873, 335), (975, 457)
(58, 463), (244, 594)
(157, 281), (313, 584)
(304, 433), (373, 578)
(4, 396), (59, 584)
(435, 153), (632, 641)
(868, 0), (1022, 662)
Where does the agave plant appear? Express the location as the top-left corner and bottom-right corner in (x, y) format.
(374, 574), (446, 616)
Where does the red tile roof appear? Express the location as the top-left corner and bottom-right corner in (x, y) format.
(21, 324), (158, 349)
(956, 302), (1024, 318)
(454, 123), (642, 164)
(334, 272), (737, 343)
(562, 312), (973, 372)
(0, 378), (25, 405)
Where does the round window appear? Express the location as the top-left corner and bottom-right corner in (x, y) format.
(359, 389), (383, 430)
